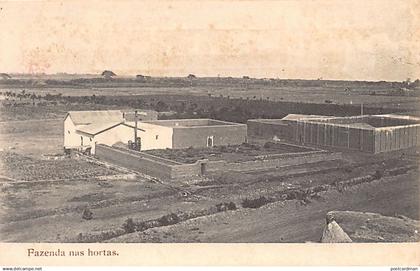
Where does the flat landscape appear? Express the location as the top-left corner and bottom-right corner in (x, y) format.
(0, 77), (419, 242)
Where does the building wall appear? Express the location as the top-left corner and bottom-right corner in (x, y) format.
(123, 110), (158, 121)
(373, 125), (420, 153)
(95, 144), (174, 179)
(69, 122), (173, 153)
(136, 122), (173, 150)
(206, 152), (343, 172)
(64, 116), (83, 149)
(171, 124), (247, 149)
(95, 145), (341, 179)
(248, 118), (420, 153)
(294, 121), (376, 152)
(90, 124), (134, 153)
(95, 144), (203, 179)
(247, 119), (295, 140)
(247, 119), (377, 152)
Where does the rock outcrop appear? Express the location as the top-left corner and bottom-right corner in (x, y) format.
(320, 212), (352, 243)
(321, 211), (420, 243)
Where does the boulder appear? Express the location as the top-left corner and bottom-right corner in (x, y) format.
(321, 214), (352, 243)
(321, 211), (420, 242)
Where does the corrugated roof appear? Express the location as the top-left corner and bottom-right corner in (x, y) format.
(76, 121), (123, 136)
(67, 110), (124, 125)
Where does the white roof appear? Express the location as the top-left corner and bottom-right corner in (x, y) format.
(67, 110), (123, 125)
(76, 121), (123, 136)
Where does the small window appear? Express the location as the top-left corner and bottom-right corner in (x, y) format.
(156, 135), (159, 140)
(90, 138), (92, 142)
(68, 130), (70, 134)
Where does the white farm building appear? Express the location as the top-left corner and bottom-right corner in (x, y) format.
(63, 110), (247, 154)
(64, 109), (161, 154)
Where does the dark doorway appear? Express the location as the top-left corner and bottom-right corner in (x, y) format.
(200, 162), (206, 175)
(207, 136), (214, 147)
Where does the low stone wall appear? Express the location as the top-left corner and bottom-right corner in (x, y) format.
(96, 144), (343, 179)
(206, 152), (343, 172)
(95, 144), (203, 180)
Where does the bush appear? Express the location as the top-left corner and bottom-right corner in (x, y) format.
(82, 208), (93, 220)
(242, 196), (271, 208)
(372, 169), (384, 180)
(388, 167), (409, 176)
(343, 167), (353, 173)
(158, 213), (180, 226)
(122, 218), (136, 233)
(263, 142), (276, 149)
(215, 202), (237, 212)
(241, 142), (253, 148)
(227, 202), (237, 210)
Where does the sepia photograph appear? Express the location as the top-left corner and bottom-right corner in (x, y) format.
(0, 0), (419, 253)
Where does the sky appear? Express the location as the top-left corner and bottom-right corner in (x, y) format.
(0, 0), (419, 81)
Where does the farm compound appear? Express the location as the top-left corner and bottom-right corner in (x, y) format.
(248, 114), (420, 153)
(64, 110), (247, 154)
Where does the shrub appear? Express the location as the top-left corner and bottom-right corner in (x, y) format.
(242, 196), (271, 208)
(343, 167), (353, 173)
(263, 142), (274, 149)
(241, 142), (253, 148)
(215, 203), (227, 212)
(372, 169), (384, 180)
(82, 208), (93, 220)
(122, 218), (136, 233)
(227, 202), (237, 210)
(215, 202), (237, 212)
(158, 213), (180, 226)
(388, 167), (409, 176)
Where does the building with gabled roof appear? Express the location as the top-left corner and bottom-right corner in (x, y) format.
(64, 109), (156, 153)
(65, 110), (123, 125)
(64, 110), (246, 154)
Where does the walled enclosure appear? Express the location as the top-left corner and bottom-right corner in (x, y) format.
(248, 115), (420, 153)
(95, 144), (341, 180)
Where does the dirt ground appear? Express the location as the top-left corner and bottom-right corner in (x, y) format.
(0, 142), (418, 242)
(109, 171), (419, 243)
(0, 118), (63, 158)
(0, 101), (419, 243)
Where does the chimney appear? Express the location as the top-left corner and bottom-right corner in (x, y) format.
(134, 110), (138, 146)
